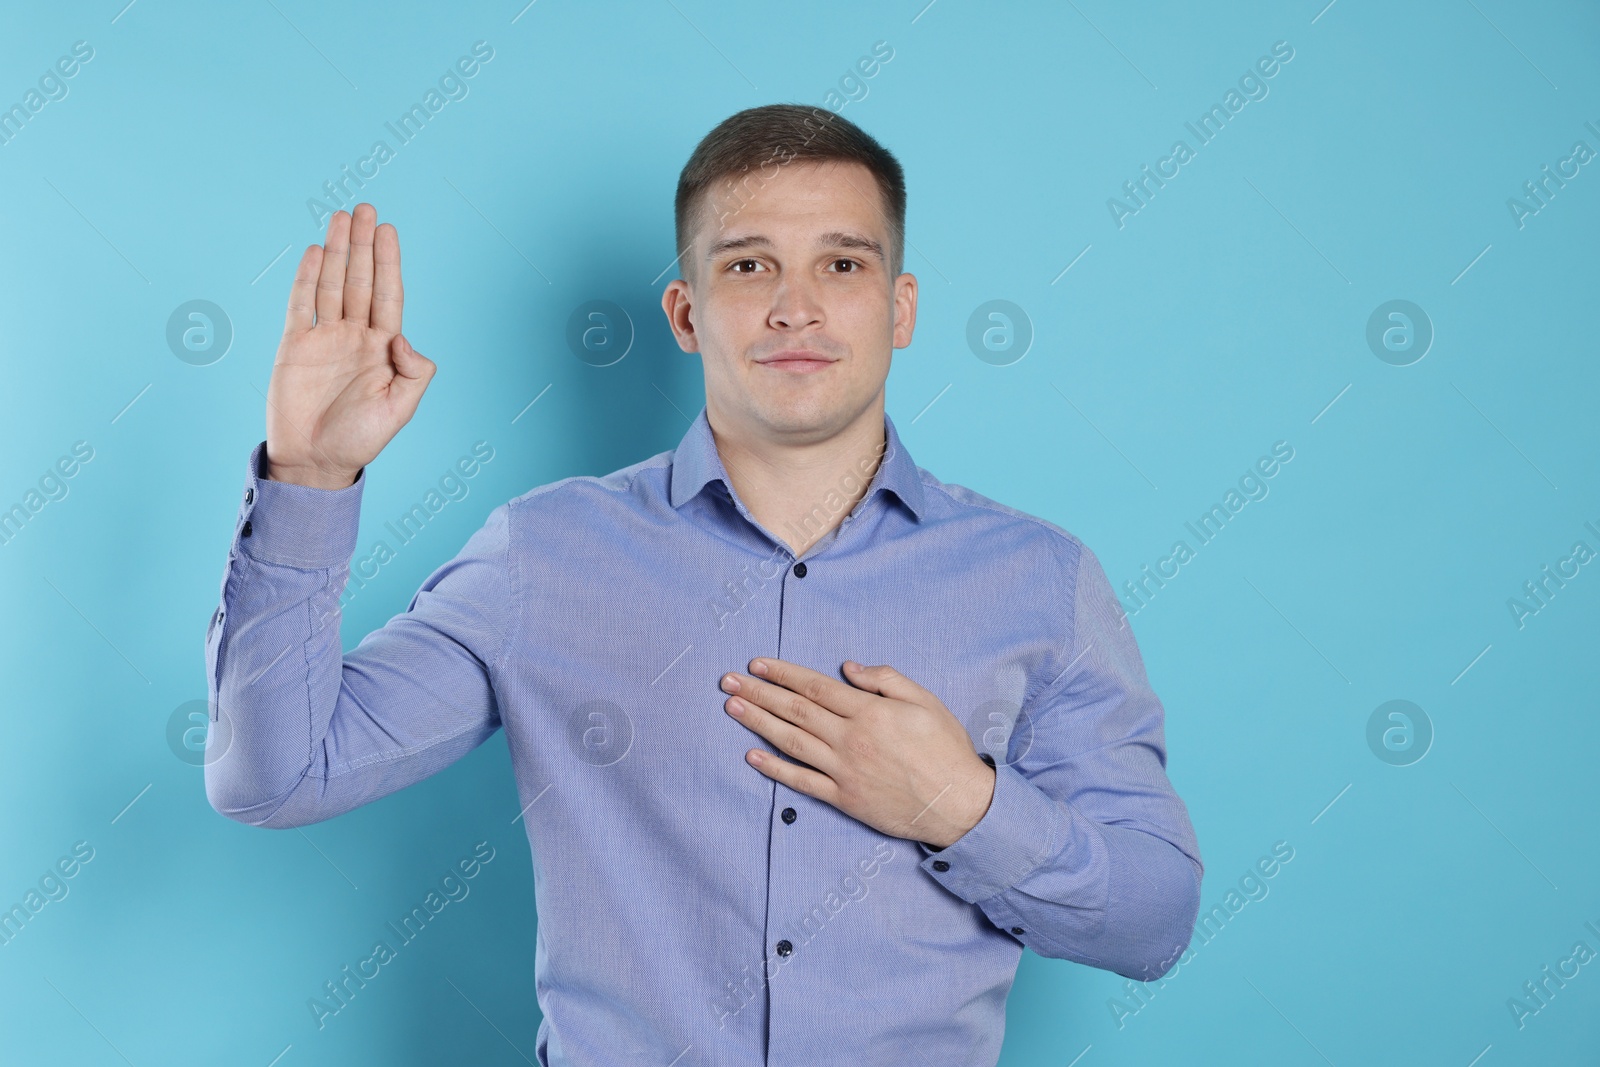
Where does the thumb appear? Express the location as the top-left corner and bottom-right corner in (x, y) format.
(843, 661), (928, 703)
(387, 333), (436, 407)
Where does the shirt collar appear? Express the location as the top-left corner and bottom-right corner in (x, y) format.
(669, 405), (927, 523)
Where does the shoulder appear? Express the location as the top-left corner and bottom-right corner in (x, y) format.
(501, 448), (675, 518)
(915, 468), (1090, 576)
(917, 469), (1126, 693)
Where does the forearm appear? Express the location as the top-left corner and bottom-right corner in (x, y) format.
(204, 445), (367, 826)
(205, 555), (345, 825)
(918, 761), (1202, 979)
(202, 441), (511, 829)
(1056, 817), (1204, 980)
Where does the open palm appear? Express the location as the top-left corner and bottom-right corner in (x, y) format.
(264, 203), (435, 489)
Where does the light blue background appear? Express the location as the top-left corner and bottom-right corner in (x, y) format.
(1, 1), (1596, 1063)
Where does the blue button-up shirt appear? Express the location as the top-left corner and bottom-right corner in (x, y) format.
(204, 405), (1203, 1067)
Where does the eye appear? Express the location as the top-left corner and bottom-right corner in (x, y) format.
(729, 258), (765, 273)
(828, 258), (860, 273)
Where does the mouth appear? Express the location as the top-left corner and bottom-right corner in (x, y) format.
(755, 350), (837, 374)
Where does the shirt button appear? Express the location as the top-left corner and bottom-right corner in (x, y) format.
(781, 807), (797, 824)
(1010, 927), (1025, 935)
(241, 520), (253, 538)
(244, 488), (254, 504)
(775, 940), (793, 957)
(932, 860), (950, 872)
(792, 561), (807, 578)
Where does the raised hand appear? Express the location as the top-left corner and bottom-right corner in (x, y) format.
(264, 203), (436, 489)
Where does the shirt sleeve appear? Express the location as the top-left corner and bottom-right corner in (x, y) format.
(203, 441), (514, 829)
(915, 539), (1204, 981)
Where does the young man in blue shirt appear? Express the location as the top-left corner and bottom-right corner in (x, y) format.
(206, 103), (1202, 1066)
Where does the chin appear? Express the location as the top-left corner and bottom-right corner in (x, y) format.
(754, 392), (864, 438)
(758, 406), (828, 434)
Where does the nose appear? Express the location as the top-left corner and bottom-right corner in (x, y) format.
(768, 272), (824, 332)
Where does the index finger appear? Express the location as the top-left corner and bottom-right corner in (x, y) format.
(371, 222), (403, 333)
(749, 658), (866, 715)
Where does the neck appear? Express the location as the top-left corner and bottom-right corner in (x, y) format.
(706, 398), (888, 557)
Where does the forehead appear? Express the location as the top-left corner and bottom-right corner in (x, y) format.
(696, 159), (890, 245)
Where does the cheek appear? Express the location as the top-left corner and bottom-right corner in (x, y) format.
(698, 298), (777, 374)
(835, 292), (896, 347)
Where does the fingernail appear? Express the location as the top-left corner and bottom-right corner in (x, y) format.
(751, 660), (768, 675)
(722, 674), (740, 692)
(726, 699), (744, 716)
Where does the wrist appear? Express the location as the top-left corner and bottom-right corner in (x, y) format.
(266, 460), (360, 490)
(920, 753), (997, 849)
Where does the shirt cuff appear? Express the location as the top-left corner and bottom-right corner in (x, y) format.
(234, 440), (366, 569)
(918, 756), (1067, 904)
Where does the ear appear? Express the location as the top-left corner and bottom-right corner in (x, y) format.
(661, 277), (700, 354)
(891, 271), (918, 349)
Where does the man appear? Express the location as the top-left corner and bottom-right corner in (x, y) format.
(204, 103), (1202, 1066)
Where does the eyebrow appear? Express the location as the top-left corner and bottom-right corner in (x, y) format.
(704, 231), (885, 263)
